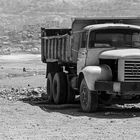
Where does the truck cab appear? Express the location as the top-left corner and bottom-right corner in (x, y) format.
(78, 23), (140, 112)
(77, 23), (140, 73)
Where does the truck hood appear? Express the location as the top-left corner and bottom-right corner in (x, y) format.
(100, 48), (140, 59)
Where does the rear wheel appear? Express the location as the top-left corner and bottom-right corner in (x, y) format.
(52, 72), (67, 104)
(46, 73), (54, 103)
(80, 79), (98, 112)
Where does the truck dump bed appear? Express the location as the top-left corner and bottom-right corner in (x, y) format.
(41, 28), (72, 63)
(41, 17), (140, 64)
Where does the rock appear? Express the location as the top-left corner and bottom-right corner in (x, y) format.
(32, 90), (39, 96)
(27, 92), (32, 97)
(110, 120), (115, 123)
(132, 114), (136, 117)
(23, 67), (26, 72)
(105, 112), (111, 115)
(41, 93), (48, 100)
(11, 88), (15, 91)
(88, 117), (92, 120)
(0, 87), (46, 101)
(15, 89), (19, 93)
(8, 96), (12, 101)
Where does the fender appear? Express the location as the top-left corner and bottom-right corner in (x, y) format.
(81, 65), (112, 91)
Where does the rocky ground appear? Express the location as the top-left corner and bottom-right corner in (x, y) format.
(1, 54), (140, 140)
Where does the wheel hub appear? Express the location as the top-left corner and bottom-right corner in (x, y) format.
(81, 87), (88, 105)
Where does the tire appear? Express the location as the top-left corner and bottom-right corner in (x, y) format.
(80, 79), (98, 112)
(46, 73), (54, 103)
(52, 72), (67, 104)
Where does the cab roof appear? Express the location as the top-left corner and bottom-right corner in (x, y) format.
(84, 23), (140, 31)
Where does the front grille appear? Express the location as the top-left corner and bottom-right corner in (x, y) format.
(124, 60), (140, 81)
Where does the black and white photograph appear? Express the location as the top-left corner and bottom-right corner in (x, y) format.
(0, 0), (140, 140)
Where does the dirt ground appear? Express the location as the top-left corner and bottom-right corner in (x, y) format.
(0, 54), (46, 88)
(1, 54), (140, 140)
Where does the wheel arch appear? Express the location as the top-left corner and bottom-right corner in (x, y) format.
(79, 65), (112, 91)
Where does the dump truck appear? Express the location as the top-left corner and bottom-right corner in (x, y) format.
(41, 17), (140, 112)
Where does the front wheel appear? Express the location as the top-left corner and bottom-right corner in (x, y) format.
(80, 79), (98, 112)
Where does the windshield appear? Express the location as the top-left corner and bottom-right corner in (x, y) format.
(89, 29), (140, 48)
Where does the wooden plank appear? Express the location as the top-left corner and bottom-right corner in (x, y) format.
(65, 36), (68, 62)
(55, 38), (58, 59)
(63, 37), (66, 61)
(60, 38), (62, 60)
(58, 38), (61, 59)
(66, 35), (71, 62)
(53, 39), (55, 59)
(45, 39), (48, 58)
(56, 39), (58, 59)
(53, 38), (56, 59)
(50, 39), (52, 59)
(47, 39), (50, 59)
(42, 34), (69, 40)
(61, 38), (64, 60)
(51, 39), (54, 59)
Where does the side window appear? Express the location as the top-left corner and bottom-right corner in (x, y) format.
(133, 33), (140, 47)
(81, 31), (87, 48)
(89, 31), (95, 48)
(89, 30), (112, 48)
(95, 33), (113, 48)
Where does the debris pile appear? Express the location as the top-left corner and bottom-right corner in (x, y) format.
(0, 87), (46, 102)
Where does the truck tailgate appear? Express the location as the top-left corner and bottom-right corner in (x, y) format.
(41, 28), (72, 63)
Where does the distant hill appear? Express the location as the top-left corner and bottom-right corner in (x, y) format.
(0, 0), (140, 54)
(0, 0), (140, 31)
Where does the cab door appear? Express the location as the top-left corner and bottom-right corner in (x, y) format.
(77, 31), (88, 74)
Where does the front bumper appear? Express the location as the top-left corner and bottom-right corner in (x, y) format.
(95, 81), (140, 92)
